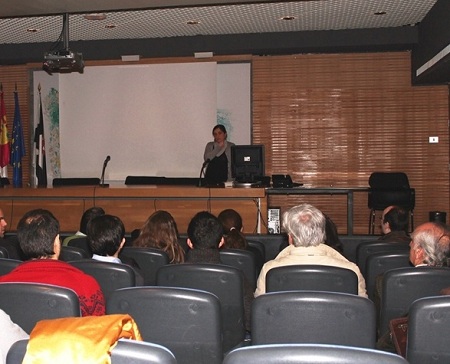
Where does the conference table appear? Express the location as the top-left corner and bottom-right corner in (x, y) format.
(266, 187), (369, 236)
(0, 184), (267, 234)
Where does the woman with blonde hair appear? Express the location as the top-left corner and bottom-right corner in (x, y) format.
(133, 210), (185, 263)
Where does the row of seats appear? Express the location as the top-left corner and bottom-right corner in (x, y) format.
(2, 253), (449, 338)
(2, 282), (448, 364)
(7, 341), (409, 364)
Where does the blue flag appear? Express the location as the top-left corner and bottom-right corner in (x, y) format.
(10, 91), (26, 187)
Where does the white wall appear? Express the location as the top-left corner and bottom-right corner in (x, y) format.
(33, 62), (251, 183)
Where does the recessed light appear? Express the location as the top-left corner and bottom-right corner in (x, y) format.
(280, 16), (296, 21)
(84, 13), (107, 21)
(105, 24), (117, 29)
(187, 20), (201, 25)
(374, 11), (387, 15)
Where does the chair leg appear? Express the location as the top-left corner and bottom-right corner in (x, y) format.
(410, 210), (414, 233)
(369, 209), (376, 234)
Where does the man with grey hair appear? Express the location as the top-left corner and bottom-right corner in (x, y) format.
(254, 203), (367, 297)
(409, 221), (450, 267)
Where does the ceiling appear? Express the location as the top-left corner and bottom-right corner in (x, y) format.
(0, 0), (438, 45)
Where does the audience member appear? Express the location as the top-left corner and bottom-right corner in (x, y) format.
(376, 221), (450, 351)
(378, 205), (410, 244)
(87, 214), (127, 263)
(0, 208), (6, 239)
(409, 221), (450, 267)
(218, 208), (248, 249)
(0, 207), (25, 260)
(133, 210), (185, 264)
(87, 214), (143, 282)
(376, 222), (449, 309)
(0, 209), (105, 316)
(63, 207), (105, 246)
(0, 309), (29, 364)
(324, 213), (344, 254)
(186, 211), (253, 331)
(254, 203), (367, 297)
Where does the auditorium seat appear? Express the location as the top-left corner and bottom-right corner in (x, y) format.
(223, 344), (408, 364)
(0, 282), (81, 334)
(252, 291), (376, 348)
(107, 286), (222, 364)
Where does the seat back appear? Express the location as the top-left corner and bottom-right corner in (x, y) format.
(223, 344), (409, 364)
(266, 264), (359, 295)
(251, 291), (376, 348)
(69, 260), (136, 300)
(120, 247), (169, 285)
(365, 251), (412, 301)
(356, 241), (410, 277)
(107, 286), (222, 364)
(244, 234), (288, 261)
(0, 282), (81, 334)
(0, 258), (21, 276)
(246, 239), (265, 261)
(380, 267), (450, 336)
(0, 245), (9, 258)
(59, 245), (91, 261)
(7, 339), (178, 364)
(67, 237), (92, 256)
(407, 295), (450, 364)
(157, 263), (245, 352)
(219, 249), (257, 290)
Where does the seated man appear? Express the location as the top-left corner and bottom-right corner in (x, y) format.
(254, 203), (367, 297)
(186, 211), (253, 332)
(63, 206), (105, 246)
(0, 309), (29, 363)
(0, 207), (25, 260)
(378, 205), (411, 244)
(86, 214), (143, 283)
(0, 209), (105, 316)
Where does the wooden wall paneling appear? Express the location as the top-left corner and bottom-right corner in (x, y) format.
(253, 52), (449, 234)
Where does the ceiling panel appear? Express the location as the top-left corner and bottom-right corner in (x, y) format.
(0, 0), (438, 44)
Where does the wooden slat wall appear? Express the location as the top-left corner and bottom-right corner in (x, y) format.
(1, 52), (449, 235)
(253, 52), (449, 234)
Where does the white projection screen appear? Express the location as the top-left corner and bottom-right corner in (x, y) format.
(32, 62), (251, 184)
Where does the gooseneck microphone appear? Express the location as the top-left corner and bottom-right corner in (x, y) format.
(100, 155), (111, 187)
(198, 159), (210, 187)
(202, 159), (211, 168)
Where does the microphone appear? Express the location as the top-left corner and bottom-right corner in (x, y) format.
(100, 155), (111, 188)
(202, 159), (211, 168)
(198, 159), (211, 187)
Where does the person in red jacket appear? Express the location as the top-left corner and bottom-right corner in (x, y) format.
(0, 209), (105, 316)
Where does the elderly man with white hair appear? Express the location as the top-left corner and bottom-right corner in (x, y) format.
(254, 203), (367, 297)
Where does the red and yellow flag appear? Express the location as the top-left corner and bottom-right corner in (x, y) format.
(0, 88), (11, 168)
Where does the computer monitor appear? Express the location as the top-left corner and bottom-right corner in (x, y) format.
(231, 144), (265, 184)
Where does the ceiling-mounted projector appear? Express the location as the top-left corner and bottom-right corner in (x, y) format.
(42, 13), (85, 75)
(43, 49), (84, 75)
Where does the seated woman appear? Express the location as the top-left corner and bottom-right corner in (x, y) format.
(218, 209), (248, 250)
(133, 210), (185, 264)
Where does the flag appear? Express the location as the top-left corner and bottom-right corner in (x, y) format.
(0, 88), (11, 169)
(35, 90), (47, 187)
(10, 91), (26, 187)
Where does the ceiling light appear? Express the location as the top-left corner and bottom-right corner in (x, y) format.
(84, 13), (107, 21)
(280, 16), (296, 21)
